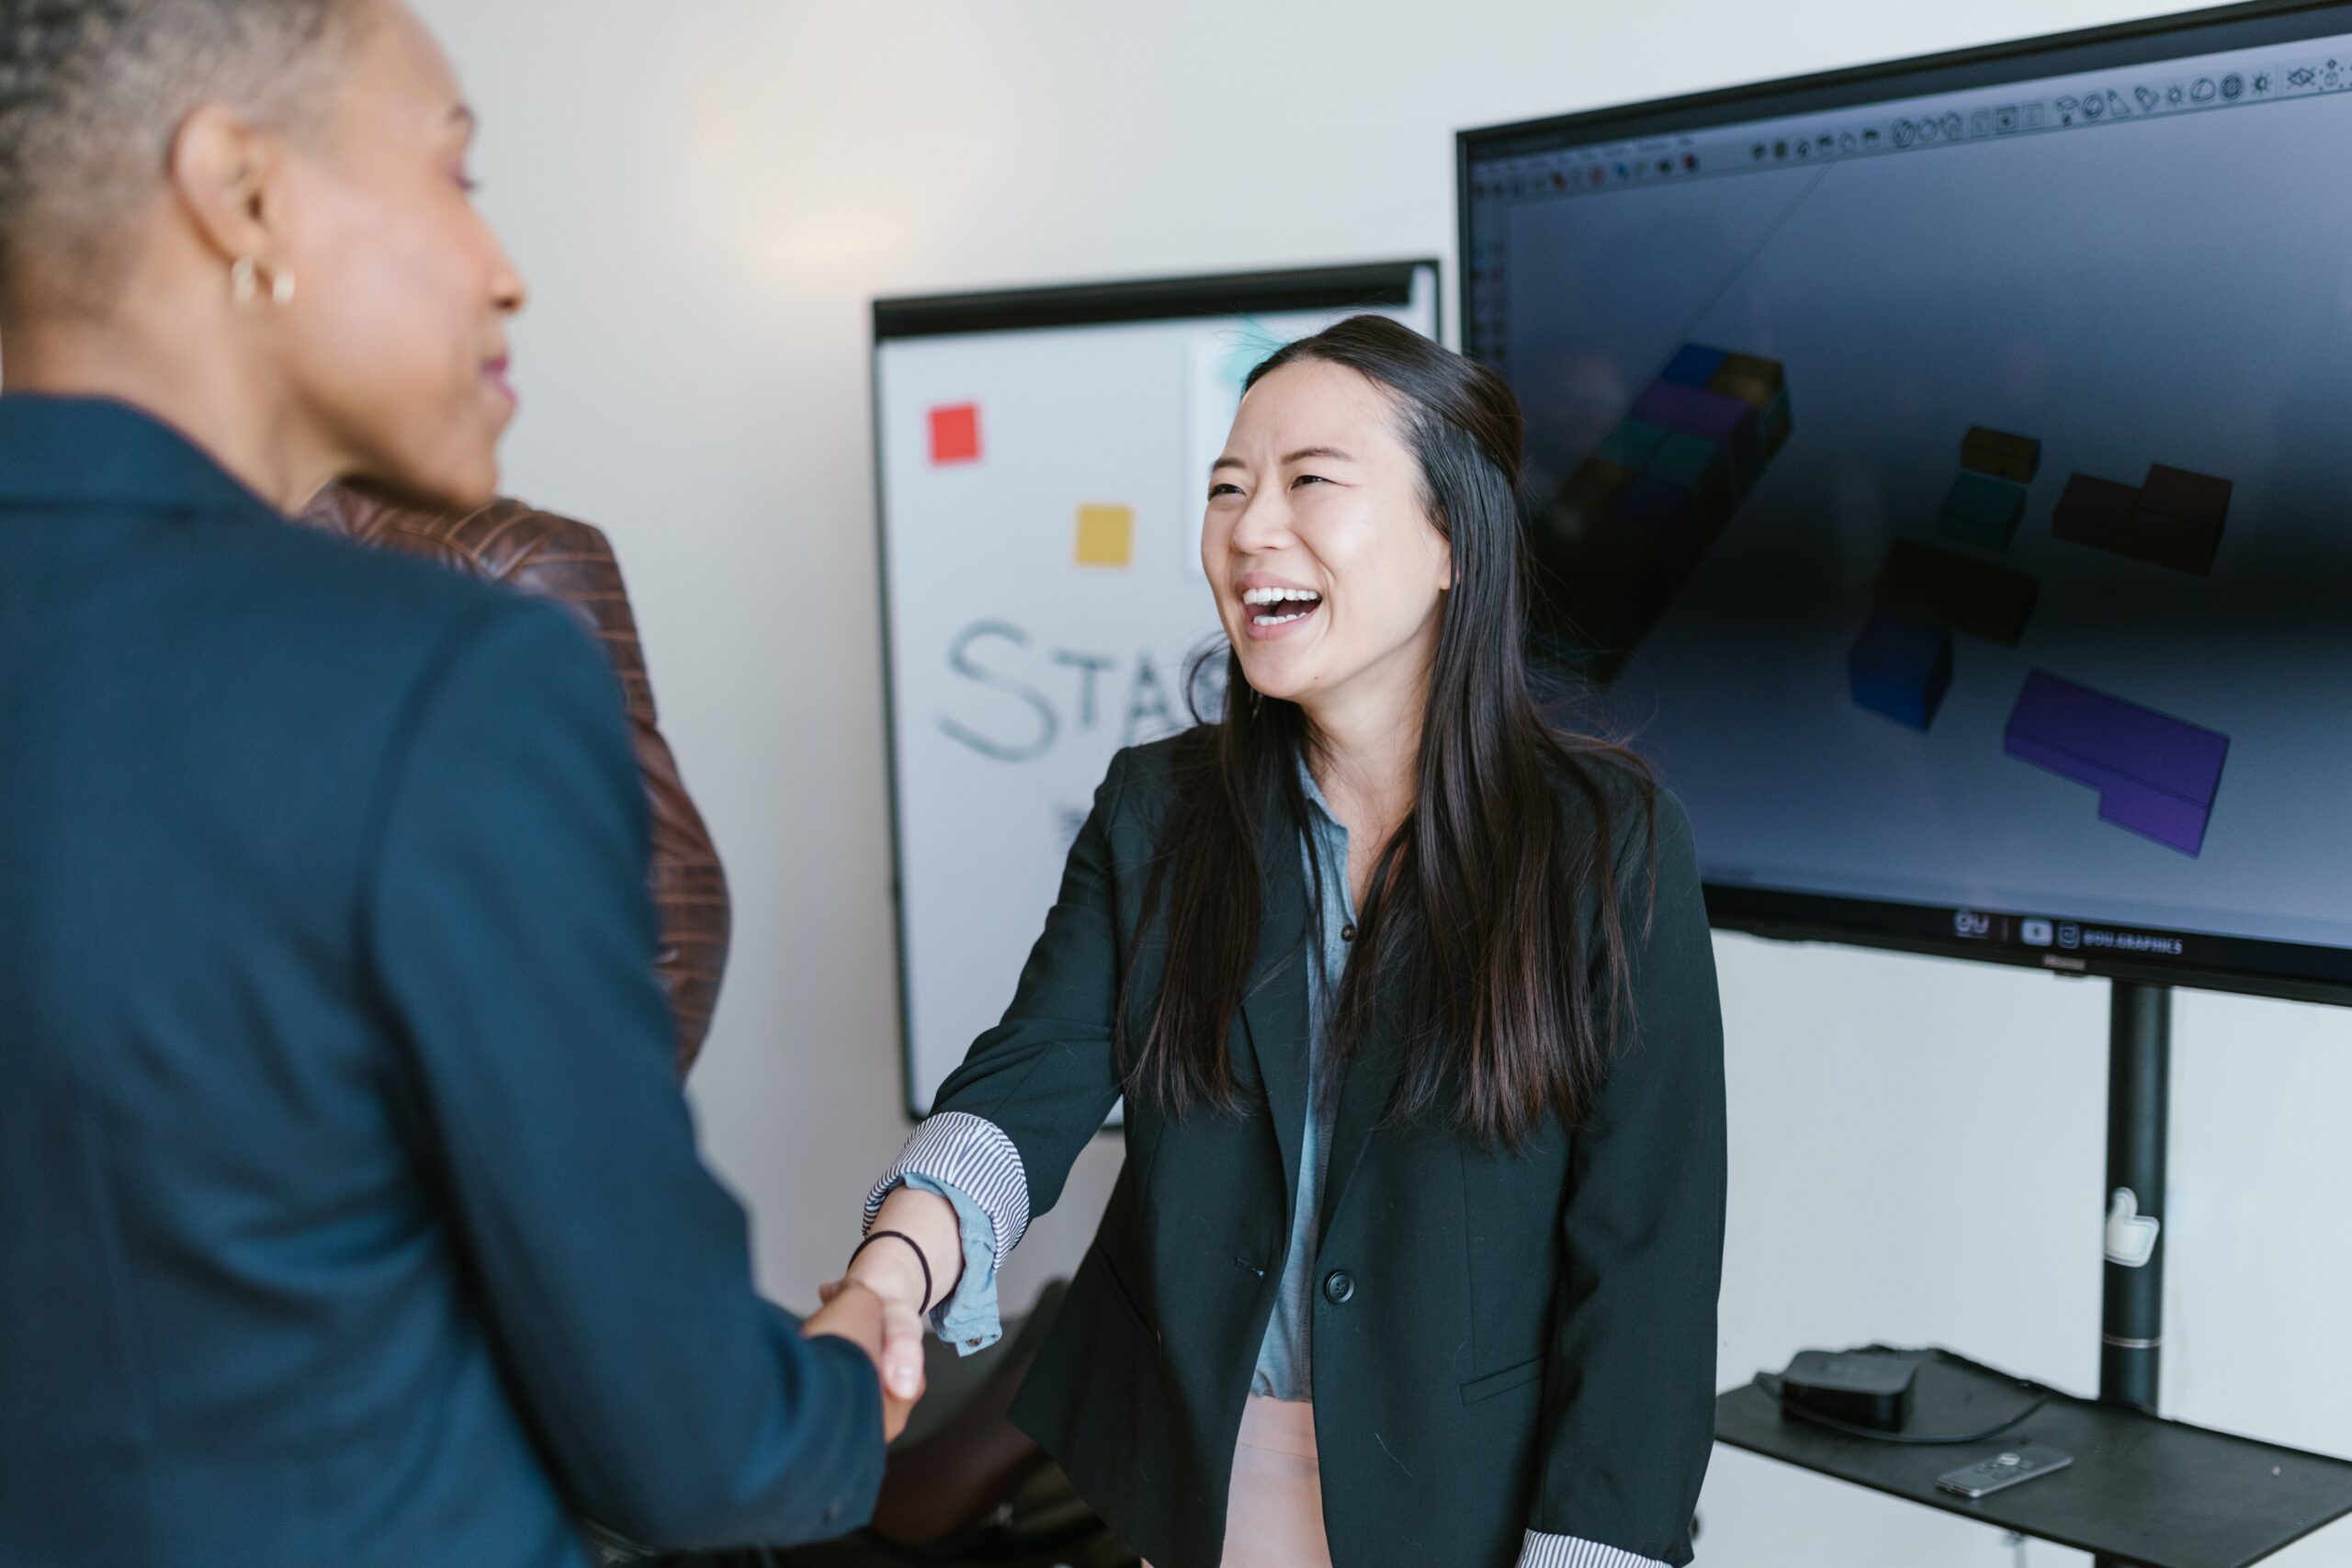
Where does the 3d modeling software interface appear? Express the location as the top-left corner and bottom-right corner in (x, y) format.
(1468, 20), (2352, 981)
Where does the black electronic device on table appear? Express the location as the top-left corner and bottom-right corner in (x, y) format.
(1939, 1442), (2075, 1499)
(1458, 5), (2352, 1565)
(1778, 1349), (1919, 1432)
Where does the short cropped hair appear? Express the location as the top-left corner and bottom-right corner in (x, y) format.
(0, 0), (370, 317)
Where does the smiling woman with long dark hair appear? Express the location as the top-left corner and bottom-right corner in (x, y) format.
(844, 315), (1726, 1568)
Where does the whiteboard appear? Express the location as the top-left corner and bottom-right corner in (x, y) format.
(873, 262), (1442, 1115)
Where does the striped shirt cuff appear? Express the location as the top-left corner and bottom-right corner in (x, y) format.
(865, 1111), (1032, 1259)
(1517, 1531), (1670, 1568)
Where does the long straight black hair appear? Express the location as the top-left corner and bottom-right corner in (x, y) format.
(1121, 315), (1656, 1148)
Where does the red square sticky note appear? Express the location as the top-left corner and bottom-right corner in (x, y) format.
(929, 403), (981, 465)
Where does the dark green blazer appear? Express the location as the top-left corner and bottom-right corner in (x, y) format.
(928, 736), (1726, 1568)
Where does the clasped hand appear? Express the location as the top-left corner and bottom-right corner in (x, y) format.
(803, 1188), (961, 1442)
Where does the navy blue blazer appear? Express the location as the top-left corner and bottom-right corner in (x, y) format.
(0, 398), (881, 1567)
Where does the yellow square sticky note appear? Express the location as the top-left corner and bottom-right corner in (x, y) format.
(1074, 503), (1135, 568)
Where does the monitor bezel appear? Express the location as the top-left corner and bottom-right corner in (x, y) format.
(1457, 0), (2352, 1008)
(870, 259), (1443, 1119)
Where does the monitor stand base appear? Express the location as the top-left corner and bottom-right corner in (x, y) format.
(1714, 979), (2352, 1568)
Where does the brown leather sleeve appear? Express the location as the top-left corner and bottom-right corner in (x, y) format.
(303, 484), (730, 1075)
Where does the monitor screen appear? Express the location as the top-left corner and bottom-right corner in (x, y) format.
(1461, 4), (2352, 1003)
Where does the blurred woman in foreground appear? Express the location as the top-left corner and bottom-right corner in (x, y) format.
(0, 3), (902, 1562)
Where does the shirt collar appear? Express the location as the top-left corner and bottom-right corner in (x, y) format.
(0, 395), (280, 519)
(1295, 752), (1345, 834)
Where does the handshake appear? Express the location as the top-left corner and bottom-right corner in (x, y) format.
(803, 1186), (962, 1440)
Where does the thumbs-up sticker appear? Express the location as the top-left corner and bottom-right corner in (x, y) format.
(2105, 1187), (2161, 1269)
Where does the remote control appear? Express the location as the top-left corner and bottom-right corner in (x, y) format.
(1936, 1441), (2074, 1498)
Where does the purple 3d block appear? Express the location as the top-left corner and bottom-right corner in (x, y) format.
(1632, 379), (1761, 481)
(2003, 671), (2229, 856)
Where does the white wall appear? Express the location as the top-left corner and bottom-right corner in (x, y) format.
(413, 3), (2352, 1563)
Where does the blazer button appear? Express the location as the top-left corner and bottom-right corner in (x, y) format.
(1323, 1269), (1355, 1305)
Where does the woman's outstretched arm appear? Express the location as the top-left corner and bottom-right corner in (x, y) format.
(834, 749), (1139, 1388)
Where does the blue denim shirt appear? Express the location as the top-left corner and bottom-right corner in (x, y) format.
(900, 1173), (1002, 1351)
(1249, 763), (1353, 1399)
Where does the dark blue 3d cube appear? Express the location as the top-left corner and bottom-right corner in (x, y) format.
(1848, 607), (1954, 731)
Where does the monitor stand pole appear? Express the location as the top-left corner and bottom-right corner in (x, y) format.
(2094, 979), (2172, 1568)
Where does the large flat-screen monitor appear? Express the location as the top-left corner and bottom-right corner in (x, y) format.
(873, 263), (1442, 1113)
(1460, 2), (2352, 1005)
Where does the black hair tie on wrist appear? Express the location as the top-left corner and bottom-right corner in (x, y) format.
(848, 1229), (933, 1316)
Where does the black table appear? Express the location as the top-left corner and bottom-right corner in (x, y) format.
(1716, 1348), (2352, 1568)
